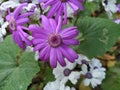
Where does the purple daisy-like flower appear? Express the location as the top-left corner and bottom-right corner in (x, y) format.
(30, 15), (79, 68)
(6, 3), (33, 49)
(39, 0), (84, 24)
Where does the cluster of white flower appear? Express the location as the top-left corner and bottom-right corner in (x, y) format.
(44, 54), (106, 90)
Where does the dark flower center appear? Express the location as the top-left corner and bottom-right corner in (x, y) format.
(60, 0), (68, 2)
(85, 72), (92, 79)
(94, 66), (98, 69)
(48, 33), (62, 48)
(81, 59), (88, 65)
(63, 68), (71, 76)
(19, 0), (32, 3)
(9, 17), (16, 31)
(104, 0), (108, 5)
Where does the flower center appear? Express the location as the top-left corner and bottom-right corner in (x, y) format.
(19, 0), (32, 3)
(104, 0), (108, 5)
(94, 66), (98, 69)
(60, 0), (68, 2)
(63, 68), (71, 76)
(85, 72), (93, 79)
(9, 17), (16, 31)
(48, 33), (62, 48)
(81, 59), (88, 65)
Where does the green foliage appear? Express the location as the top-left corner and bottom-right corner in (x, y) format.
(102, 62), (120, 90)
(76, 17), (120, 58)
(44, 67), (55, 83)
(0, 35), (40, 90)
(80, 2), (99, 17)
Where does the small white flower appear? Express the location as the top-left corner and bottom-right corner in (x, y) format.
(67, 4), (74, 18)
(76, 54), (90, 65)
(0, 15), (9, 42)
(25, 46), (33, 52)
(1, 0), (20, 10)
(23, 3), (36, 11)
(44, 80), (60, 90)
(89, 58), (106, 72)
(34, 51), (39, 61)
(53, 60), (80, 85)
(44, 80), (76, 90)
(102, 0), (117, 19)
(60, 84), (76, 90)
(80, 64), (106, 88)
(30, 8), (41, 21)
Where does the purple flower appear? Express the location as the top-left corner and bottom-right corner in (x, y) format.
(39, 0), (84, 24)
(6, 3), (33, 49)
(117, 4), (120, 12)
(114, 19), (120, 24)
(30, 15), (79, 68)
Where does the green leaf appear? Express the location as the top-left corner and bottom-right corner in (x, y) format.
(76, 17), (120, 58)
(44, 67), (55, 83)
(102, 63), (120, 90)
(0, 35), (40, 90)
(80, 2), (99, 17)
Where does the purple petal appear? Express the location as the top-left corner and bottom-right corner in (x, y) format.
(60, 27), (79, 39)
(49, 18), (57, 32)
(32, 38), (47, 45)
(60, 45), (78, 62)
(56, 16), (62, 33)
(13, 3), (27, 19)
(47, 1), (61, 18)
(62, 39), (79, 45)
(56, 48), (66, 66)
(41, 15), (51, 31)
(12, 31), (26, 49)
(50, 48), (57, 68)
(17, 12), (33, 19)
(16, 18), (30, 25)
(39, 45), (50, 62)
(34, 42), (47, 51)
(63, 3), (67, 24)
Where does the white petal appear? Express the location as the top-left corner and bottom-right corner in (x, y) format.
(81, 64), (88, 74)
(83, 79), (90, 86)
(43, 80), (60, 90)
(69, 71), (80, 84)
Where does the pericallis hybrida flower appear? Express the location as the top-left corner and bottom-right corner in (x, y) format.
(6, 3), (33, 49)
(29, 15), (79, 68)
(39, 0), (84, 24)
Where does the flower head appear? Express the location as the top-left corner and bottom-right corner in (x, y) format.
(102, 0), (117, 19)
(80, 64), (106, 88)
(53, 60), (80, 84)
(76, 54), (90, 65)
(44, 80), (76, 90)
(30, 15), (79, 68)
(89, 58), (106, 72)
(6, 3), (33, 49)
(39, 0), (84, 24)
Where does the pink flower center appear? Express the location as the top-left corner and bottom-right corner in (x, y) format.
(60, 0), (68, 2)
(48, 33), (62, 48)
(9, 17), (16, 31)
